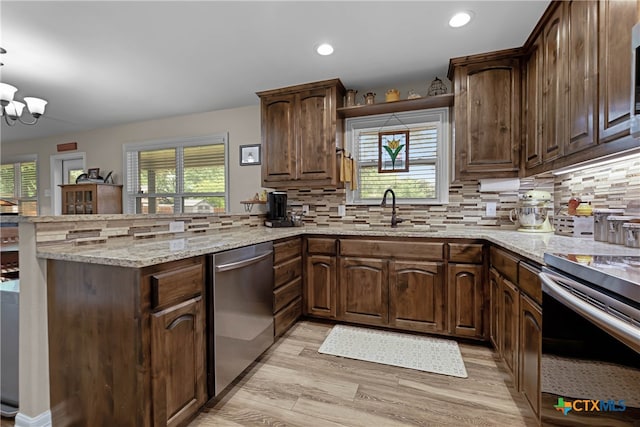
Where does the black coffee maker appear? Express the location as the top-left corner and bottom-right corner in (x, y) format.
(265, 191), (292, 227)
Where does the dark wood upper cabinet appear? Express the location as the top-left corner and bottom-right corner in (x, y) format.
(565, 0), (598, 155)
(523, 0), (640, 176)
(257, 79), (345, 188)
(523, 36), (544, 170)
(541, 4), (566, 162)
(261, 95), (296, 182)
(449, 53), (521, 181)
(598, 0), (637, 144)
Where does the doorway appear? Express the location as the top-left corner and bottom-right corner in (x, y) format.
(50, 153), (86, 215)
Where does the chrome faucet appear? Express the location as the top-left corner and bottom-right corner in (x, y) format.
(380, 188), (403, 228)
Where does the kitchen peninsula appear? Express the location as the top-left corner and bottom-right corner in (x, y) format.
(17, 214), (640, 426)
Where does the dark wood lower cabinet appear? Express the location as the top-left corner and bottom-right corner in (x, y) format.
(305, 254), (337, 318)
(519, 291), (542, 423)
(389, 261), (445, 333)
(489, 268), (501, 349)
(47, 256), (206, 427)
(338, 257), (389, 326)
(151, 296), (206, 427)
(448, 264), (484, 338)
(273, 238), (303, 337)
(501, 277), (520, 383)
(491, 248), (543, 425)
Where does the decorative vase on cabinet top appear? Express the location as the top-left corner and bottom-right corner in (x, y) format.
(385, 89), (400, 102)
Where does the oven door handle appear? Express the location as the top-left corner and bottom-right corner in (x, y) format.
(539, 272), (640, 353)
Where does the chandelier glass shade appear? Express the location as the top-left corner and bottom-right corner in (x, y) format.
(0, 48), (48, 126)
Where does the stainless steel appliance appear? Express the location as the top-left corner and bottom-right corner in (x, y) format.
(509, 190), (554, 233)
(631, 21), (640, 138)
(209, 243), (274, 397)
(593, 209), (625, 242)
(541, 254), (639, 352)
(0, 279), (19, 417)
(539, 254), (640, 424)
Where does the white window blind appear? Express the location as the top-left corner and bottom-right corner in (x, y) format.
(0, 156), (38, 215)
(123, 134), (228, 214)
(346, 108), (449, 204)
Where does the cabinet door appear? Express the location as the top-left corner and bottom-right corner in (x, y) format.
(151, 296), (206, 427)
(565, 0), (598, 155)
(489, 268), (501, 350)
(338, 257), (388, 326)
(448, 264), (484, 338)
(501, 277), (520, 383)
(519, 293), (542, 423)
(454, 59), (520, 179)
(297, 87), (333, 181)
(261, 94), (296, 183)
(524, 36), (544, 170)
(598, 0), (637, 143)
(305, 254), (336, 318)
(389, 261), (445, 333)
(542, 4), (566, 162)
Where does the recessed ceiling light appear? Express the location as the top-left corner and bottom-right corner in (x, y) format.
(449, 12), (472, 28)
(316, 43), (334, 56)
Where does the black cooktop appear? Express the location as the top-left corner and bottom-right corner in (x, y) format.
(544, 254), (640, 304)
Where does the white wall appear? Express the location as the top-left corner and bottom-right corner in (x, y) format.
(1, 104), (267, 215)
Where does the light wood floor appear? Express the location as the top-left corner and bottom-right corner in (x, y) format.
(0, 321), (536, 427)
(192, 320), (537, 426)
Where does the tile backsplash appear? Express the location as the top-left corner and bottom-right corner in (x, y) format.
(285, 154), (639, 230)
(32, 153), (638, 249)
(285, 178), (554, 230)
(553, 154), (640, 213)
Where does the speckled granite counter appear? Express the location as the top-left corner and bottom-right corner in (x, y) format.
(36, 225), (640, 268)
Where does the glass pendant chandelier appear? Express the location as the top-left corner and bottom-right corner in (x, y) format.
(0, 47), (48, 126)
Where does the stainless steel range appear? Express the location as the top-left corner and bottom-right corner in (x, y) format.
(539, 254), (640, 425)
(541, 254), (640, 353)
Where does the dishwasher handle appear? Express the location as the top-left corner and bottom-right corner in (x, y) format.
(215, 250), (273, 272)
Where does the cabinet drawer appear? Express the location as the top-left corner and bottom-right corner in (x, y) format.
(340, 240), (444, 260)
(490, 247), (519, 283)
(307, 237), (337, 255)
(274, 297), (302, 337)
(151, 264), (203, 309)
(518, 262), (542, 305)
(449, 243), (483, 263)
(274, 256), (302, 288)
(274, 238), (302, 264)
(274, 277), (302, 313)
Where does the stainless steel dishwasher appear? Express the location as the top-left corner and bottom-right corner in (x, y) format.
(209, 242), (274, 396)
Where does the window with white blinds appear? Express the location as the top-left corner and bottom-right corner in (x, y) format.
(0, 156), (38, 215)
(345, 108), (449, 204)
(123, 134), (228, 214)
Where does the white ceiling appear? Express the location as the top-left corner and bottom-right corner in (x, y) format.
(0, 1), (549, 144)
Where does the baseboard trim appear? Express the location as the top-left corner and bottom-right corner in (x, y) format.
(15, 410), (52, 427)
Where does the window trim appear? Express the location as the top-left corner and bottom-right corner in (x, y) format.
(345, 108), (450, 205)
(122, 133), (229, 214)
(1, 154), (39, 215)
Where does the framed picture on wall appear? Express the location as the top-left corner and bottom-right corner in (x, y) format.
(240, 144), (261, 166)
(88, 168), (100, 179)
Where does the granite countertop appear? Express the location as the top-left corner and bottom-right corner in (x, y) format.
(35, 225), (640, 268)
